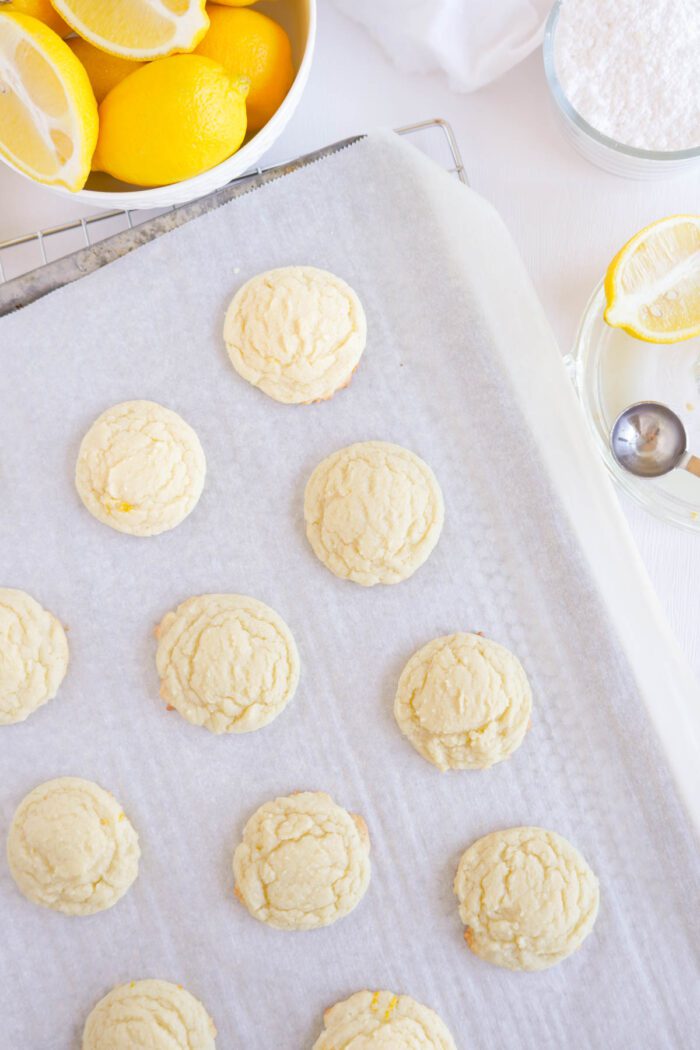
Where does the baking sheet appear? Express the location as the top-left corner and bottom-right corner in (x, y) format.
(1, 131), (698, 1049)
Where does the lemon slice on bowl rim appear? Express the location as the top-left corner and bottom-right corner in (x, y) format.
(49, 0), (209, 61)
(0, 11), (97, 191)
(604, 214), (700, 344)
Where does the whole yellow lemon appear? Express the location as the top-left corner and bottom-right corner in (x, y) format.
(67, 37), (144, 103)
(93, 54), (249, 187)
(196, 6), (293, 133)
(0, 1), (69, 35)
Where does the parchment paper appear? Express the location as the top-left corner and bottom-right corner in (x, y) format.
(1, 132), (698, 1050)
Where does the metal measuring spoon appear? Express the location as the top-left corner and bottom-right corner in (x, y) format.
(610, 401), (700, 479)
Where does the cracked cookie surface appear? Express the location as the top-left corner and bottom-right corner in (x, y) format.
(75, 400), (206, 537)
(394, 633), (532, 770)
(233, 791), (371, 930)
(224, 266), (367, 404)
(454, 826), (599, 971)
(82, 979), (216, 1050)
(7, 777), (140, 916)
(304, 441), (444, 586)
(313, 990), (457, 1049)
(155, 593), (300, 734)
(0, 588), (69, 725)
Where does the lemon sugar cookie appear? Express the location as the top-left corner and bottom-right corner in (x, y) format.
(155, 593), (300, 734)
(454, 826), (599, 971)
(7, 777), (140, 916)
(0, 588), (69, 725)
(394, 633), (532, 771)
(304, 441), (444, 586)
(224, 266), (367, 404)
(233, 791), (371, 930)
(313, 990), (457, 1050)
(75, 400), (206, 537)
(82, 979), (217, 1050)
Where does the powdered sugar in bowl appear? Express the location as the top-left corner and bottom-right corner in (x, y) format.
(543, 0), (700, 179)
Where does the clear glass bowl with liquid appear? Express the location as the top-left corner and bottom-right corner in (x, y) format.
(570, 282), (700, 532)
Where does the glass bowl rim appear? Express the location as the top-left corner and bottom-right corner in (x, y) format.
(571, 279), (700, 533)
(543, 0), (700, 164)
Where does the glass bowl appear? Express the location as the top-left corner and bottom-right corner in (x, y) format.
(570, 282), (700, 532)
(543, 0), (700, 180)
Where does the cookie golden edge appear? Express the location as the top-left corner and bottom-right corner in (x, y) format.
(74, 399), (206, 537)
(154, 593), (300, 734)
(82, 979), (217, 1050)
(454, 826), (600, 971)
(0, 588), (69, 725)
(393, 632), (533, 771)
(313, 989), (457, 1050)
(303, 440), (445, 587)
(232, 790), (371, 930)
(223, 265), (367, 405)
(7, 776), (140, 916)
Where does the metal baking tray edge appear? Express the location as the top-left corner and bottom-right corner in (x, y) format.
(0, 136), (362, 317)
(0, 120), (467, 318)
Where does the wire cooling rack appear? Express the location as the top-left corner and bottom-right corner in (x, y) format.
(0, 119), (466, 311)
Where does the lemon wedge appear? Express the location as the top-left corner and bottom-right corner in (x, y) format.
(604, 215), (700, 343)
(49, 0), (209, 61)
(0, 11), (97, 190)
(0, 1), (70, 37)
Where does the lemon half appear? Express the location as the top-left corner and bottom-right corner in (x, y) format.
(604, 215), (700, 343)
(0, 11), (97, 190)
(49, 0), (210, 61)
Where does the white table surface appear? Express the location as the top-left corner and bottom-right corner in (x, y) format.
(1, 1), (698, 677)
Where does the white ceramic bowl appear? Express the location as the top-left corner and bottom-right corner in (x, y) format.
(4, 0), (316, 209)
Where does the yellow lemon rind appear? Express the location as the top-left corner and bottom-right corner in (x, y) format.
(3, 1), (70, 37)
(0, 10), (98, 191)
(92, 57), (248, 187)
(603, 214), (700, 344)
(48, 0), (210, 61)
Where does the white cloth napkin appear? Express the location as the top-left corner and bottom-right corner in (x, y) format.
(332, 0), (552, 91)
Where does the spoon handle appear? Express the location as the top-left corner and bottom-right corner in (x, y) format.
(683, 455), (700, 478)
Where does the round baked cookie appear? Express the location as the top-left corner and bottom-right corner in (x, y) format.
(224, 266), (367, 404)
(304, 441), (444, 586)
(0, 588), (69, 725)
(394, 633), (532, 771)
(82, 979), (216, 1050)
(75, 400), (206, 537)
(233, 791), (371, 930)
(454, 826), (599, 971)
(313, 990), (457, 1050)
(7, 777), (140, 915)
(155, 593), (300, 734)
